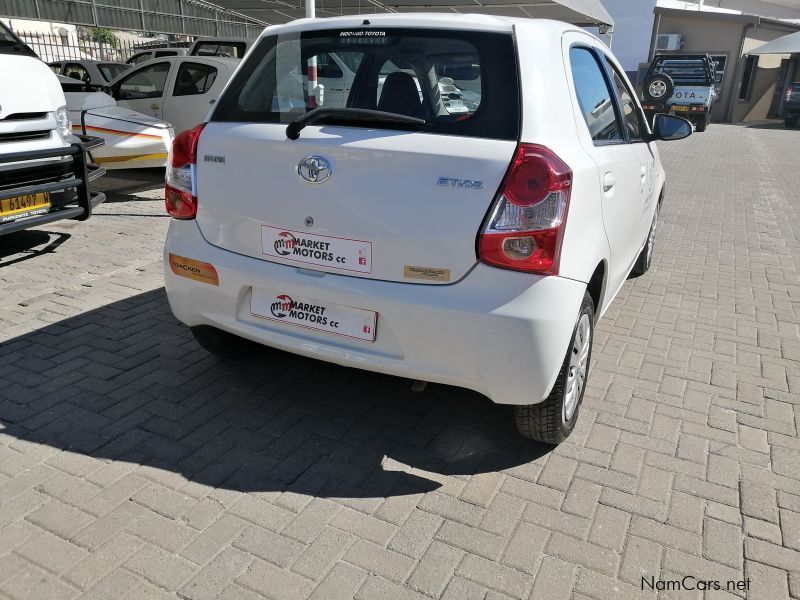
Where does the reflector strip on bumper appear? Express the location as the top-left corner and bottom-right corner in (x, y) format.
(94, 152), (168, 164)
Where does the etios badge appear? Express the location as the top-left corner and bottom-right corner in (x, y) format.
(297, 155), (331, 184)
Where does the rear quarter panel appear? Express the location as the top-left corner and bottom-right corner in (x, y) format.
(514, 23), (610, 291)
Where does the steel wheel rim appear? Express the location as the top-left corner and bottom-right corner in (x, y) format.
(564, 313), (591, 422)
(649, 80), (666, 98)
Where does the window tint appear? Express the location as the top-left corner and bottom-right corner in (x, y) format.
(173, 62), (218, 96)
(569, 47), (622, 143)
(607, 64), (645, 141)
(300, 53), (343, 79)
(213, 29), (516, 140)
(155, 50), (179, 58)
(193, 42), (246, 58)
(65, 63), (90, 82)
(98, 63), (129, 82)
(117, 62), (170, 99)
(127, 52), (152, 65)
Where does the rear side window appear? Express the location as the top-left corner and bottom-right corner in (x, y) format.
(127, 52), (152, 65)
(193, 42), (247, 58)
(174, 62), (218, 96)
(569, 47), (622, 144)
(212, 29), (520, 140)
(65, 63), (90, 82)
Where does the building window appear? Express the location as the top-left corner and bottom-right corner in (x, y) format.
(739, 55), (757, 101)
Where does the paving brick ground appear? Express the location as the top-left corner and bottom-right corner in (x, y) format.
(0, 122), (798, 600)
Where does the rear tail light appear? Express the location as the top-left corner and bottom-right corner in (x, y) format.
(787, 84), (795, 103)
(478, 144), (572, 275)
(165, 124), (205, 219)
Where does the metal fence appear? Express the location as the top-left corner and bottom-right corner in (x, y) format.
(0, 0), (264, 37)
(14, 29), (190, 62)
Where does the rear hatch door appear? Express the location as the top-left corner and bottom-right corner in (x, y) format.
(195, 25), (520, 284)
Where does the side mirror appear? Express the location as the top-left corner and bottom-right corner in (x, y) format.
(651, 113), (693, 141)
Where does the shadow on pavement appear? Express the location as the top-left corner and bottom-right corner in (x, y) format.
(0, 289), (550, 498)
(0, 230), (71, 268)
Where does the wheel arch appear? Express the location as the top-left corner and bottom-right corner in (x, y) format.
(586, 260), (607, 322)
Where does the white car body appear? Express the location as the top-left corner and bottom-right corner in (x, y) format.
(163, 15), (680, 441)
(62, 82), (173, 169)
(109, 56), (238, 135)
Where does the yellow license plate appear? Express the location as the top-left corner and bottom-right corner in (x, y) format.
(671, 106), (690, 112)
(0, 192), (51, 223)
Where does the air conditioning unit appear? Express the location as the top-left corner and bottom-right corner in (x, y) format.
(656, 34), (682, 51)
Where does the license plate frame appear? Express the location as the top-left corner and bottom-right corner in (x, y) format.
(0, 192), (51, 223)
(670, 105), (690, 112)
(250, 287), (378, 342)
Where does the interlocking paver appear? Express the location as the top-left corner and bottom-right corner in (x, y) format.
(0, 125), (799, 599)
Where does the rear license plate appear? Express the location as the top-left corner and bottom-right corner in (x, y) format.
(251, 288), (377, 342)
(671, 106), (690, 112)
(0, 192), (50, 223)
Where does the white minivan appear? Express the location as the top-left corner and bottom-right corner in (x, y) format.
(162, 15), (692, 444)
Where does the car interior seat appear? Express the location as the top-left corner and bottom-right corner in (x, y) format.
(175, 69), (199, 95)
(377, 72), (426, 120)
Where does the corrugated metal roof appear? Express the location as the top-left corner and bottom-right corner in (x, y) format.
(197, 0), (614, 28)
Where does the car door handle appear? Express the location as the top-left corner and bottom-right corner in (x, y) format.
(602, 172), (616, 193)
(209, 99), (216, 104)
(150, 103), (160, 110)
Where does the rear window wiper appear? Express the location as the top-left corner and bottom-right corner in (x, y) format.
(286, 107), (425, 140)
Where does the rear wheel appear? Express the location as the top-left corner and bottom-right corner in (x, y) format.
(695, 113), (709, 132)
(514, 292), (594, 445)
(786, 115), (799, 128)
(630, 202), (659, 277)
(191, 325), (264, 359)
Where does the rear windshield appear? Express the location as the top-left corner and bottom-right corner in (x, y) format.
(651, 58), (713, 85)
(211, 28), (520, 140)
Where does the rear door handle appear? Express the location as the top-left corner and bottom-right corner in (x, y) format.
(150, 103), (160, 110)
(603, 172), (616, 193)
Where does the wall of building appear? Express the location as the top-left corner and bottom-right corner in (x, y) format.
(654, 13), (745, 120)
(600, 0), (658, 72)
(732, 27), (796, 121)
(654, 10), (799, 122)
(701, 0), (800, 20)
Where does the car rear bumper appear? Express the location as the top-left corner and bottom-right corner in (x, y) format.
(164, 219), (588, 406)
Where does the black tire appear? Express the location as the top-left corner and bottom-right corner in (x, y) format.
(191, 325), (264, 359)
(786, 115), (799, 128)
(695, 117), (707, 133)
(514, 291), (594, 445)
(643, 74), (675, 103)
(630, 202), (659, 277)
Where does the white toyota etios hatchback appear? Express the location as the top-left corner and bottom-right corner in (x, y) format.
(163, 15), (692, 444)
